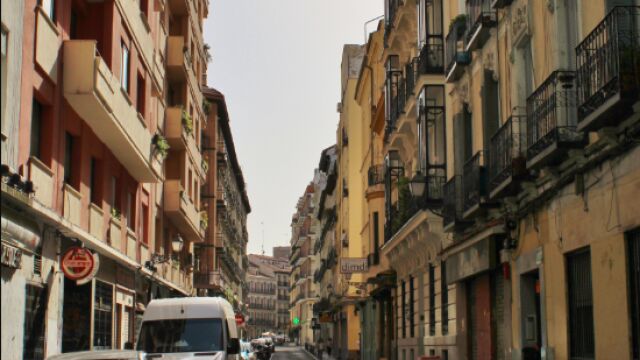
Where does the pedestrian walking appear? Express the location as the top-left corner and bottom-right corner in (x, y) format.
(317, 338), (324, 359)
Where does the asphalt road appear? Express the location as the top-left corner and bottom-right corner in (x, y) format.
(271, 345), (315, 360)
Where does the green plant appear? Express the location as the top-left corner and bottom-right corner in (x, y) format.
(202, 99), (212, 116)
(391, 176), (413, 234)
(181, 109), (193, 135)
(153, 133), (170, 159)
(200, 211), (208, 230)
(110, 207), (121, 220)
(449, 14), (468, 34)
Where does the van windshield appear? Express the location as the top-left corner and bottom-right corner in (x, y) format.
(136, 318), (224, 353)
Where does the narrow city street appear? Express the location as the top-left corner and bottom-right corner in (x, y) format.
(272, 345), (315, 360)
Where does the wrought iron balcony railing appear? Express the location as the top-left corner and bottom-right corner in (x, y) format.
(442, 175), (469, 232)
(418, 36), (445, 75)
(465, 0), (497, 51)
(488, 115), (527, 198)
(576, 6), (640, 131)
(368, 165), (385, 186)
(526, 70), (585, 168)
(462, 151), (488, 216)
(445, 24), (471, 82)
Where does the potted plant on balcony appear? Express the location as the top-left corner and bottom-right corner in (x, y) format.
(152, 133), (170, 159)
(181, 109), (194, 136)
(201, 158), (209, 172)
(449, 14), (468, 36)
(200, 211), (209, 230)
(110, 207), (121, 221)
(203, 98), (212, 116)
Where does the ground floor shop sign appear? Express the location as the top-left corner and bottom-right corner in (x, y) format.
(61, 247), (99, 284)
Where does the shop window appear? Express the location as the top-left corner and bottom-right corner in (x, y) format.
(567, 248), (594, 359)
(94, 281), (114, 349)
(23, 285), (47, 360)
(121, 42), (129, 92)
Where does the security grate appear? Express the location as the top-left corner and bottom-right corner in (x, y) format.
(567, 248), (594, 360)
(33, 254), (42, 277)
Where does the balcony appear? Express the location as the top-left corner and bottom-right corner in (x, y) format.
(194, 271), (222, 290)
(576, 6), (640, 132)
(417, 37), (445, 75)
(168, 0), (190, 17)
(526, 71), (586, 169)
(62, 41), (160, 182)
(445, 25), (471, 83)
(165, 107), (204, 179)
(465, 0), (497, 51)
(462, 151), (492, 218)
(488, 115), (527, 199)
(164, 180), (204, 242)
(443, 176), (471, 232)
(167, 36), (201, 109)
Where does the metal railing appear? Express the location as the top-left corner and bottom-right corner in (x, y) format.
(526, 70), (583, 160)
(443, 175), (465, 229)
(576, 6), (640, 122)
(418, 37), (445, 74)
(465, 0), (497, 45)
(488, 115), (526, 193)
(250, 288), (276, 295)
(462, 151), (487, 213)
(445, 25), (470, 76)
(368, 165), (385, 186)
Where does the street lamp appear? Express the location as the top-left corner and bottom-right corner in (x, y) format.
(409, 171), (426, 198)
(145, 234), (185, 271)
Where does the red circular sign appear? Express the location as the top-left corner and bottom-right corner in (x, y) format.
(235, 313), (245, 326)
(61, 247), (95, 281)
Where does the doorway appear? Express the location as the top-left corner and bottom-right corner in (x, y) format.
(61, 277), (91, 353)
(520, 270), (542, 360)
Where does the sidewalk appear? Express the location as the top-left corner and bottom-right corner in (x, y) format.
(302, 348), (338, 360)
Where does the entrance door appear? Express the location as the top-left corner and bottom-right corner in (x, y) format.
(520, 270), (542, 360)
(62, 277), (91, 353)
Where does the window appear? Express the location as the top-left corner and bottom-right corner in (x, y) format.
(373, 212), (379, 263)
(31, 100), (43, 159)
(111, 176), (121, 213)
(627, 229), (640, 360)
(429, 265), (436, 336)
(121, 42), (129, 92)
(39, 0), (55, 22)
(64, 132), (75, 186)
(567, 248), (594, 360)
(409, 276), (415, 338)
(418, 86), (446, 173)
(23, 285), (47, 360)
(1, 28), (7, 131)
(401, 281), (406, 338)
(441, 262), (449, 335)
(94, 281), (114, 349)
(90, 158), (102, 205)
(140, 203), (149, 244)
(127, 191), (135, 229)
(136, 71), (145, 118)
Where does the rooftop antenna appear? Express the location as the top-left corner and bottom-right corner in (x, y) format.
(261, 221), (265, 255)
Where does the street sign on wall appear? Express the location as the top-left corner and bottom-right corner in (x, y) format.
(340, 258), (368, 274)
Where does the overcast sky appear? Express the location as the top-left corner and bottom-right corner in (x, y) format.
(204, 0), (384, 256)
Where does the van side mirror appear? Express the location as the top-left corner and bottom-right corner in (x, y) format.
(123, 342), (133, 350)
(227, 338), (240, 355)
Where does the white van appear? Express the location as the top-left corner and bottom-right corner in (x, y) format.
(135, 297), (241, 359)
